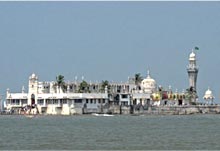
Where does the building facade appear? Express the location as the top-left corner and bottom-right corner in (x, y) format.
(5, 50), (198, 115)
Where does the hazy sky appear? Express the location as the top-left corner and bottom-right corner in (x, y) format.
(0, 2), (220, 102)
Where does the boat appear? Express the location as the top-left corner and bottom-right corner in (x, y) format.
(103, 114), (114, 117)
(92, 113), (114, 117)
(25, 115), (35, 118)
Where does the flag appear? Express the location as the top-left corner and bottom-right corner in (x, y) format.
(194, 46), (199, 50)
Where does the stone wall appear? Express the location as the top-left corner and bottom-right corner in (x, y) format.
(132, 105), (220, 115)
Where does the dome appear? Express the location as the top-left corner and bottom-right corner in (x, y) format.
(142, 75), (156, 83)
(205, 89), (212, 95)
(203, 87), (214, 100)
(29, 73), (38, 80)
(141, 70), (156, 93)
(31, 73), (36, 78)
(189, 50), (196, 61)
(190, 52), (195, 58)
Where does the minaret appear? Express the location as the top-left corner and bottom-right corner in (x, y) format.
(187, 49), (199, 91)
(28, 73), (38, 105)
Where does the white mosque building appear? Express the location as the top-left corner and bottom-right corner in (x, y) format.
(5, 70), (159, 115)
(6, 73), (109, 115)
(4, 49), (210, 115)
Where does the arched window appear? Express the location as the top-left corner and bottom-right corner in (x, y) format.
(31, 94), (35, 105)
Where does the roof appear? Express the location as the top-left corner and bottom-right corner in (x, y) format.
(7, 93), (28, 99)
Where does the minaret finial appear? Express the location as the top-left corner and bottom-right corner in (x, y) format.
(168, 85), (172, 90)
(22, 86), (25, 93)
(147, 69), (150, 78)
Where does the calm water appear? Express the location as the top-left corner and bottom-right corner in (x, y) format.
(0, 114), (220, 150)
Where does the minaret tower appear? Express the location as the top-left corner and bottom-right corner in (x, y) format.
(28, 73), (38, 105)
(187, 49), (199, 91)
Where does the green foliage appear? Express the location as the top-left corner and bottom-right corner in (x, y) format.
(185, 86), (197, 105)
(101, 80), (110, 93)
(78, 80), (89, 93)
(56, 75), (66, 92)
(134, 73), (143, 85)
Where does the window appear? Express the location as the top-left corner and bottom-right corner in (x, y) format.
(46, 99), (53, 104)
(98, 100), (101, 104)
(122, 94), (128, 99)
(94, 100), (96, 104)
(75, 99), (82, 103)
(37, 99), (44, 105)
(53, 100), (58, 104)
(15, 100), (20, 105)
(63, 99), (67, 104)
(90, 100), (93, 104)
(86, 99), (89, 104)
(103, 99), (105, 104)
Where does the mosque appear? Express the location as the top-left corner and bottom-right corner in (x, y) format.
(4, 48), (214, 115)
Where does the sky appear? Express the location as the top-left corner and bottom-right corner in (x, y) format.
(0, 2), (220, 102)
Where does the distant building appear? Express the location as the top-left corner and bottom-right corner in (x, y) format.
(5, 49), (201, 114)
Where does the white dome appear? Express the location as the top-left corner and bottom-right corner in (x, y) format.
(203, 87), (214, 100)
(29, 73), (38, 80)
(189, 51), (196, 61)
(141, 70), (156, 93)
(142, 75), (156, 83)
(31, 73), (36, 78)
(205, 89), (212, 95)
(190, 52), (195, 58)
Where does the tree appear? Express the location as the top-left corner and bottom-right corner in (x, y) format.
(56, 75), (66, 93)
(78, 80), (89, 93)
(101, 80), (110, 93)
(134, 73), (143, 90)
(185, 86), (197, 105)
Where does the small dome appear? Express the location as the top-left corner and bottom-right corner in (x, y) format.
(205, 89), (212, 95)
(31, 73), (36, 78)
(29, 73), (38, 80)
(203, 87), (214, 100)
(141, 70), (156, 93)
(190, 52), (195, 58)
(189, 50), (196, 61)
(142, 75), (156, 83)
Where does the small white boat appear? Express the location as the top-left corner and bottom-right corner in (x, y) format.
(92, 113), (114, 117)
(92, 113), (100, 116)
(25, 115), (35, 118)
(103, 114), (114, 117)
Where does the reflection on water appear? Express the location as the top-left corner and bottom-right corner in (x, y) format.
(0, 115), (220, 150)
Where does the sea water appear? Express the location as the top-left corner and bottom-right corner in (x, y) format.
(0, 114), (220, 150)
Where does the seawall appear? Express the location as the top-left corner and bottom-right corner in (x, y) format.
(128, 105), (220, 115)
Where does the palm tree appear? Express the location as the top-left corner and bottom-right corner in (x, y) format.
(101, 80), (110, 93)
(56, 75), (65, 93)
(185, 86), (197, 105)
(78, 80), (89, 93)
(134, 73), (143, 90)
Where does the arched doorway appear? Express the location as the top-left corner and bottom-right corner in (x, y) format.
(178, 99), (183, 106)
(31, 94), (35, 105)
